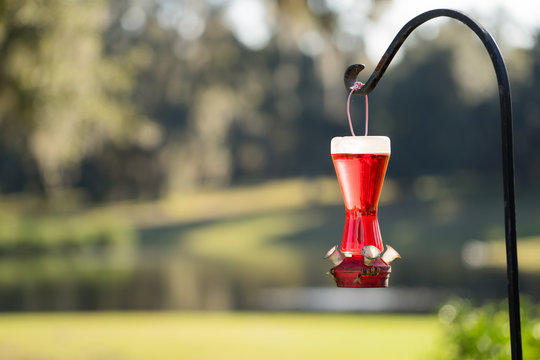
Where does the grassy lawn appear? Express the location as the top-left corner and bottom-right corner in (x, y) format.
(0, 312), (442, 360)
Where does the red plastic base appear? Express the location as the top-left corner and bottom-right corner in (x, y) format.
(329, 257), (391, 288)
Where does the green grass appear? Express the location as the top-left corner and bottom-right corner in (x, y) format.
(0, 312), (442, 360)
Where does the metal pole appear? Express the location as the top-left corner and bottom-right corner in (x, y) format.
(344, 9), (522, 359)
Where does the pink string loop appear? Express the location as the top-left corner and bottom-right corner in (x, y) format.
(346, 82), (369, 136)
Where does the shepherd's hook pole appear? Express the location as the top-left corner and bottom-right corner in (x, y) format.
(344, 8), (521, 359)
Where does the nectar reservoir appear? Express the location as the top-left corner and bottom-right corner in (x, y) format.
(327, 136), (400, 288)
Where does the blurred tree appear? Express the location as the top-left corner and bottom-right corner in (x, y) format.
(0, 0), (150, 195)
(512, 32), (540, 184)
(99, 0), (391, 194)
(2, 0), (539, 199)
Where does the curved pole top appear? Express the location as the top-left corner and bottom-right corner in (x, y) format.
(344, 8), (509, 98)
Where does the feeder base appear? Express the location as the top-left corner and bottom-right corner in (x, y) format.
(329, 257), (391, 288)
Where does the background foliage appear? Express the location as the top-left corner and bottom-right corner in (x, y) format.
(2, 0), (540, 199)
(1, 1), (540, 358)
(438, 298), (540, 359)
(0, 0), (540, 315)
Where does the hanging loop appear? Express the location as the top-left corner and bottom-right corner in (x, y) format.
(346, 82), (368, 136)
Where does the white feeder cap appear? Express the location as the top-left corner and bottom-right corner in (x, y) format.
(331, 136), (390, 154)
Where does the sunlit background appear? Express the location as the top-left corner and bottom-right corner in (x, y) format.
(1, 0), (540, 358)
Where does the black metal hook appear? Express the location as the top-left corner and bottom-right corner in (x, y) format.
(344, 8), (521, 359)
(345, 9), (509, 97)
